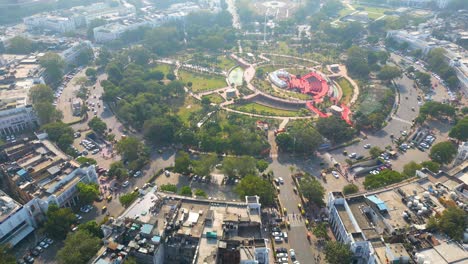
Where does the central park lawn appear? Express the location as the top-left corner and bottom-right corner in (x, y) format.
(177, 97), (202, 125)
(217, 56), (237, 71)
(230, 102), (300, 117)
(337, 77), (353, 104)
(152, 64), (173, 76)
(202, 93), (225, 104)
(178, 70), (226, 93)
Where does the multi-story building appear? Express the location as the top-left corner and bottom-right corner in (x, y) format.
(93, 20), (149, 43)
(0, 106), (37, 136)
(453, 142), (468, 166)
(59, 41), (92, 64)
(0, 137), (98, 246)
(23, 15), (77, 33)
(0, 190), (45, 247)
(386, 30), (435, 54)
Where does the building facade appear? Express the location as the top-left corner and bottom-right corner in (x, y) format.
(0, 106), (38, 136)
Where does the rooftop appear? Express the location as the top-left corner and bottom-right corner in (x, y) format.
(0, 190), (21, 223)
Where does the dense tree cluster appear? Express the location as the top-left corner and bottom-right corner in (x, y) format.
(429, 141), (457, 164)
(276, 121), (323, 154)
(41, 122), (74, 153)
(299, 174), (325, 206)
(39, 53), (65, 85)
(342, 184), (359, 195)
(353, 89), (394, 131)
(56, 230), (101, 264)
(44, 204), (77, 240)
(449, 116), (468, 141)
(364, 169), (406, 190)
(426, 48), (459, 89)
(29, 84), (63, 124)
(316, 116), (355, 144)
(116, 137), (150, 170)
(88, 117), (107, 135)
(324, 241), (353, 264)
(235, 175), (276, 206)
(76, 182), (100, 205)
(418, 101), (455, 122)
(427, 207), (467, 241)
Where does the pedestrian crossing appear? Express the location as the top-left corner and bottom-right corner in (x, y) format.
(284, 213), (306, 227)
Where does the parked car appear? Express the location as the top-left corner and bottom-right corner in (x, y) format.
(363, 144), (371, 149)
(348, 153), (357, 158)
(278, 177), (284, 184)
(274, 237), (283, 243)
(122, 181), (130, 187)
(331, 171), (339, 179)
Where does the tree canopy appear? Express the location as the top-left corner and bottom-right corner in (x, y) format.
(39, 52), (65, 85)
(88, 117), (107, 135)
(222, 156), (257, 178)
(277, 121), (323, 153)
(346, 46), (370, 78)
(108, 161), (129, 181)
(76, 182), (100, 205)
(7, 36), (35, 54)
(364, 169), (406, 190)
(429, 141), (457, 164)
(56, 230), (101, 264)
(316, 116), (355, 144)
(235, 175), (275, 206)
(419, 101), (455, 120)
(377, 65), (402, 82)
(44, 204), (76, 240)
(119, 192), (138, 207)
(342, 184), (359, 195)
(79, 220), (104, 238)
(0, 244), (16, 264)
(179, 186), (192, 196)
(324, 241), (353, 264)
(402, 161), (422, 177)
(116, 136), (149, 164)
(449, 116), (468, 141)
(174, 151), (192, 174)
(299, 175), (325, 206)
(29, 84), (63, 124)
(41, 122), (74, 151)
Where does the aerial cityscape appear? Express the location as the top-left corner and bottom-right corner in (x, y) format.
(0, 0), (467, 264)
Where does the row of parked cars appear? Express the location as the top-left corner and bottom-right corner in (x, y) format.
(20, 238), (54, 264)
(4, 134), (16, 143)
(275, 247), (298, 263)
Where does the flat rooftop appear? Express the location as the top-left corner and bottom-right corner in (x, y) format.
(0, 190), (21, 223)
(347, 197), (380, 240)
(336, 204), (358, 234)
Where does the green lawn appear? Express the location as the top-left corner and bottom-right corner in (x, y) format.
(337, 78), (353, 104)
(202, 93), (225, 104)
(152, 64), (174, 76)
(230, 102), (300, 117)
(217, 56), (237, 71)
(354, 4), (390, 20)
(177, 97), (202, 125)
(339, 7), (355, 17)
(178, 70), (227, 92)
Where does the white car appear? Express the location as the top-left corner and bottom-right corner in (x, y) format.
(122, 181), (130, 187)
(272, 232), (282, 237)
(274, 236), (283, 243)
(331, 171), (339, 179)
(289, 249), (296, 260)
(348, 153), (357, 158)
(277, 253), (288, 258)
(278, 177), (284, 184)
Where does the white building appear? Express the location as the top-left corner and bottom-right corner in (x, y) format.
(327, 192), (381, 264)
(71, 1), (136, 25)
(0, 106), (38, 136)
(93, 20), (149, 43)
(0, 165), (98, 247)
(386, 30), (435, 54)
(39, 165), (99, 208)
(454, 142), (468, 166)
(23, 15), (77, 33)
(0, 191), (45, 247)
(60, 41), (93, 64)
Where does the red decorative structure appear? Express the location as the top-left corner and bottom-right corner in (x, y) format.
(269, 69), (353, 124)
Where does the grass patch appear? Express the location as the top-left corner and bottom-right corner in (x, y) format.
(217, 56), (237, 71)
(152, 64), (173, 76)
(353, 4), (389, 19)
(339, 7), (355, 17)
(230, 102), (300, 117)
(202, 93), (225, 104)
(178, 70), (226, 92)
(337, 77), (353, 104)
(177, 97), (202, 125)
